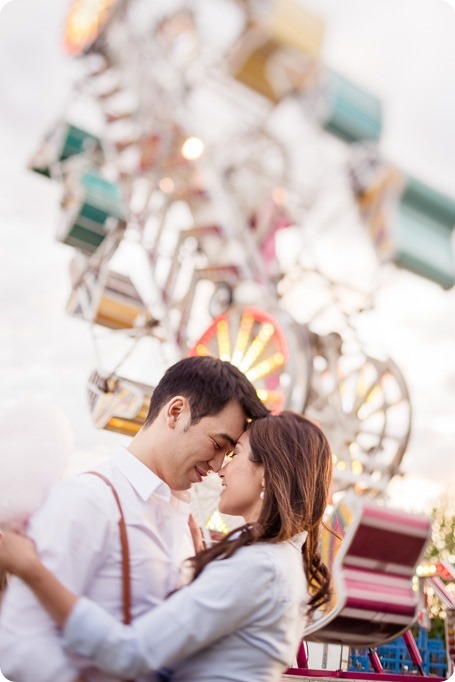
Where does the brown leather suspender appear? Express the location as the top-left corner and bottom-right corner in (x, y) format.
(87, 471), (136, 682)
(87, 471), (132, 625)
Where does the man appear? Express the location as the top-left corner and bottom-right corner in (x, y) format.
(0, 356), (267, 682)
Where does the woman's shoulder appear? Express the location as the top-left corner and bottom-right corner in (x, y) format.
(223, 537), (303, 577)
(227, 540), (307, 603)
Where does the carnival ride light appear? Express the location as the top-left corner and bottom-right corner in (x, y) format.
(354, 482), (367, 494)
(351, 460), (363, 475)
(246, 352), (285, 382)
(238, 322), (276, 372)
(181, 137), (204, 161)
(349, 442), (360, 455)
(64, 0), (118, 56)
(195, 343), (210, 357)
(216, 319), (231, 361)
(159, 177), (175, 194)
(231, 311), (255, 367)
(190, 305), (311, 415)
(206, 510), (229, 535)
(416, 563), (438, 577)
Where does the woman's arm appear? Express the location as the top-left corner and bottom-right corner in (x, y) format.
(0, 530), (77, 627)
(1, 530), (276, 678)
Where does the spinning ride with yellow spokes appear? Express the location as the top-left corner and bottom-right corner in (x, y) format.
(189, 304), (312, 414)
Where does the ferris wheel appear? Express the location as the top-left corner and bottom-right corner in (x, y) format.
(28, 0), (414, 535)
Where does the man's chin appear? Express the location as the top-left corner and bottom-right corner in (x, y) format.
(171, 481), (193, 492)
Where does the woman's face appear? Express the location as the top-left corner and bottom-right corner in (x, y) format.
(218, 431), (264, 523)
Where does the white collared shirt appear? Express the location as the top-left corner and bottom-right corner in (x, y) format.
(0, 447), (193, 682)
(63, 532), (309, 682)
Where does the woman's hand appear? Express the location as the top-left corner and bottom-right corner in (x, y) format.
(0, 529), (77, 627)
(0, 529), (39, 580)
(188, 514), (205, 553)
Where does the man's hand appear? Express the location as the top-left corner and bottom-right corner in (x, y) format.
(0, 529), (40, 580)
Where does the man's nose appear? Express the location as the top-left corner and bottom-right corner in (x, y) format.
(208, 450), (226, 473)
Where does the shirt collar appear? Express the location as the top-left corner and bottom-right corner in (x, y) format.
(289, 530), (308, 550)
(111, 447), (171, 502)
(228, 527), (309, 548)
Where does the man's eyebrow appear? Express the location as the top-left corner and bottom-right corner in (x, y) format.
(215, 433), (237, 447)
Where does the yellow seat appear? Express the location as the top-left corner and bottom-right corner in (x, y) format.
(87, 371), (153, 436)
(229, 0), (324, 102)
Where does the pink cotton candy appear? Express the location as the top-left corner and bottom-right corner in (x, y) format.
(0, 401), (74, 529)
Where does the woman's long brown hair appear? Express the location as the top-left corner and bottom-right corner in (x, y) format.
(189, 411), (333, 616)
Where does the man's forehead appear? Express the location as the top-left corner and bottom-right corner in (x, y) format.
(210, 404), (247, 436)
(213, 431), (243, 448)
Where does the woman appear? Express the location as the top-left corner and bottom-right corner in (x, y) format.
(0, 411), (332, 682)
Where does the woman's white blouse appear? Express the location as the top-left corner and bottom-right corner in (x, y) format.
(64, 532), (309, 682)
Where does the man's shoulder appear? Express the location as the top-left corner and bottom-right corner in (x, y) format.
(51, 465), (112, 493)
(32, 462), (118, 520)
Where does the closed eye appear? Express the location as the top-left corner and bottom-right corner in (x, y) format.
(211, 439), (222, 450)
(221, 450), (234, 467)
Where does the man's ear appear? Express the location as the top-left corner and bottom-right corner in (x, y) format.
(165, 396), (186, 429)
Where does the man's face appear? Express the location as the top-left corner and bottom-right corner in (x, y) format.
(162, 399), (246, 491)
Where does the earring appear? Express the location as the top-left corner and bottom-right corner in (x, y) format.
(259, 490), (265, 501)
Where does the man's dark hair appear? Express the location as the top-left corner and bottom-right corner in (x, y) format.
(144, 356), (269, 427)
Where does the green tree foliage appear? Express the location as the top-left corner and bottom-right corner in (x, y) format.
(426, 487), (455, 562)
(424, 486), (455, 638)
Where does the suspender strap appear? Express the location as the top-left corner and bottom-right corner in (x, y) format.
(87, 471), (132, 625)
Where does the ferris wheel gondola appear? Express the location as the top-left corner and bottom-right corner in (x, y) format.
(87, 370), (153, 436)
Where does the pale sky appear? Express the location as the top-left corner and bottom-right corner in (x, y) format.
(1, 0), (455, 522)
